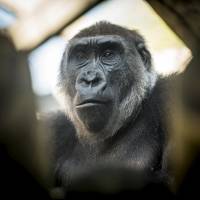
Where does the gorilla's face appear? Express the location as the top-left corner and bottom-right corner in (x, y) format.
(59, 34), (157, 143)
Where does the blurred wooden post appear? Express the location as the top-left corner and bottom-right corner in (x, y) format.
(147, 0), (200, 191)
(0, 32), (53, 197)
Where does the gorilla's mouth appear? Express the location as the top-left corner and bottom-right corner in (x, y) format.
(76, 99), (107, 108)
(75, 97), (113, 132)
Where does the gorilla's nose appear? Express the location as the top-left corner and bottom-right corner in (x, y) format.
(76, 70), (107, 93)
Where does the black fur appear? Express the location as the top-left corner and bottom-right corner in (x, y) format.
(47, 22), (169, 192)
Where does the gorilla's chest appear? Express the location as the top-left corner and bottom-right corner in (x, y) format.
(57, 122), (162, 185)
(60, 137), (153, 176)
(59, 142), (131, 183)
(68, 142), (126, 166)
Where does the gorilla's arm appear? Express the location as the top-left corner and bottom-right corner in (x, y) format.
(47, 112), (76, 160)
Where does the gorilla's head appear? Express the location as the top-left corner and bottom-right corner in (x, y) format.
(58, 22), (157, 143)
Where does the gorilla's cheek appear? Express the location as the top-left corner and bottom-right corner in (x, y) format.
(75, 103), (113, 132)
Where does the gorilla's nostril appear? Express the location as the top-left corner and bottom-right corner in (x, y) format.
(86, 71), (92, 75)
(87, 72), (97, 82)
(92, 77), (100, 85)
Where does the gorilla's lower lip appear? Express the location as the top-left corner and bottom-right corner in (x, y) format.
(76, 100), (106, 108)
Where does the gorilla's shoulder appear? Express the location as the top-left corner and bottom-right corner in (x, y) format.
(51, 111), (73, 129)
(39, 111), (74, 132)
(148, 77), (170, 107)
(38, 111), (76, 150)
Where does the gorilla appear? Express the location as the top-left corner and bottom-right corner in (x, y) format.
(48, 21), (169, 194)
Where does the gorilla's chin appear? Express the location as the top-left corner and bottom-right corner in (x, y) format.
(76, 103), (112, 133)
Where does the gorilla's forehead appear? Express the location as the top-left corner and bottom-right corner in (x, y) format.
(68, 35), (125, 48)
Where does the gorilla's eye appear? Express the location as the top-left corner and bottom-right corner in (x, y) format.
(102, 50), (114, 59)
(75, 51), (87, 65)
(103, 50), (114, 58)
(101, 49), (121, 65)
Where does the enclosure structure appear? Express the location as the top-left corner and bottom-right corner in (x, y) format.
(0, 0), (200, 199)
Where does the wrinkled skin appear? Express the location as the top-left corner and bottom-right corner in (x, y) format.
(49, 22), (168, 192)
(59, 33), (157, 142)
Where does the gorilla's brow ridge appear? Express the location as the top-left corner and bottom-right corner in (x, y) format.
(69, 35), (125, 49)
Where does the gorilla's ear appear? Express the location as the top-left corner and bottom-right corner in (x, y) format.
(137, 42), (152, 70)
